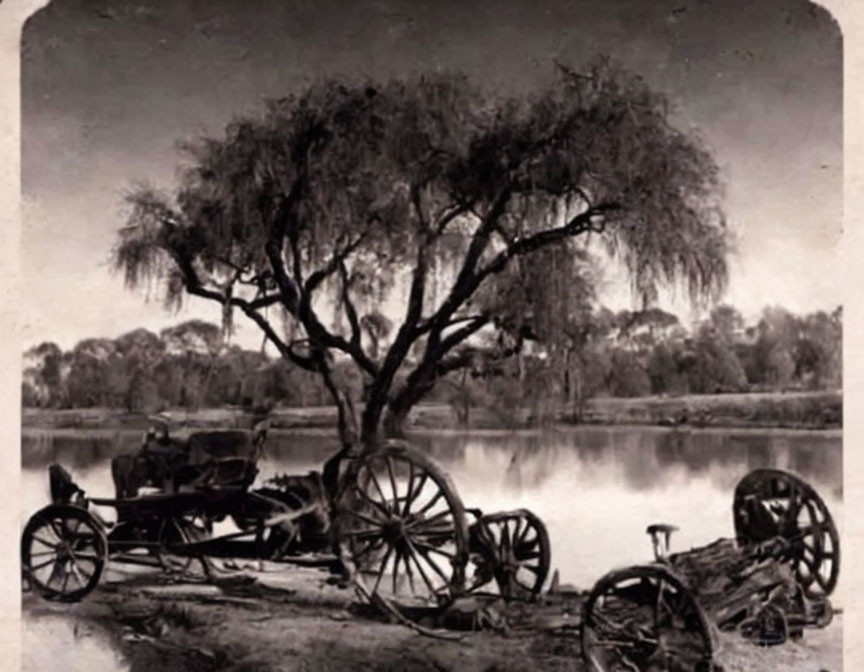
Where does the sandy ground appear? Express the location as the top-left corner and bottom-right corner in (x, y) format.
(22, 560), (842, 672)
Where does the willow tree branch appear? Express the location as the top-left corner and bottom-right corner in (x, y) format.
(304, 228), (372, 294)
(475, 203), (620, 281)
(338, 261), (363, 349)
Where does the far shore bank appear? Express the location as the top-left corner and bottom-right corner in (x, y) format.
(22, 389), (841, 434)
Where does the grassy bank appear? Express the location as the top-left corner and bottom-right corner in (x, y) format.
(22, 389), (841, 433)
(578, 390), (842, 431)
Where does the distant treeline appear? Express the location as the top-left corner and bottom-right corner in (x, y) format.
(22, 305), (841, 418)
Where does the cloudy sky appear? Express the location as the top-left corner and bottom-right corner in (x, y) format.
(21, 0), (842, 350)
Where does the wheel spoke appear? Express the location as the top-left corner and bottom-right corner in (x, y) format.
(69, 560), (94, 583)
(29, 549), (58, 558)
(49, 519), (68, 544)
(365, 468), (393, 515)
(414, 490), (444, 517)
(29, 556), (60, 572)
(384, 456), (400, 508)
(392, 547), (401, 595)
(71, 552), (103, 565)
(354, 537), (386, 561)
(814, 571), (831, 591)
(344, 529), (385, 542)
(372, 545), (394, 595)
(402, 547), (417, 594)
(403, 472), (428, 517)
(404, 538), (438, 596)
(68, 562), (87, 588)
(412, 539), (455, 560)
(511, 517), (523, 547)
(514, 548), (542, 561)
(412, 542), (450, 583)
(32, 534), (59, 550)
(408, 509), (453, 533)
(351, 484), (391, 519)
(342, 508), (387, 529)
(401, 462), (415, 517)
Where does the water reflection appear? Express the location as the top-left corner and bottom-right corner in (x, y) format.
(23, 614), (129, 672)
(22, 425), (842, 596)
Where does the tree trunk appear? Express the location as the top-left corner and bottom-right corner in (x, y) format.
(376, 374), (438, 443)
(382, 405), (409, 439)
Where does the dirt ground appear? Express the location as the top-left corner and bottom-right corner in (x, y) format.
(22, 561), (842, 672)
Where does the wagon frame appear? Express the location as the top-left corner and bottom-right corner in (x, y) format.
(22, 437), (551, 622)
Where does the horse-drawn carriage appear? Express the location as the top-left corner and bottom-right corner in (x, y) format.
(21, 420), (551, 618)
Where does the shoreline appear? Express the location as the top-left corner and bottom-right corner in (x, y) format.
(22, 561), (842, 672)
(19, 421), (842, 441)
(21, 389), (842, 435)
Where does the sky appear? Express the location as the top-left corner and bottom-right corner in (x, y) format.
(20, 0), (843, 350)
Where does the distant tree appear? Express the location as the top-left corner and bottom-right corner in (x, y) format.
(766, 343), (795, 389)
(709, 304), (744, 345)
(607, 349), (652, 397)
(114, 328), (166, 411)
(647, 341), (687, 395)
(114, 61), (729, 449)
(159, 320), (224, 408)
(66, 338), (125, 407)
(23, 341), (65, 407)
(685, 325), (747, 393)
(795, 309), (842, 388)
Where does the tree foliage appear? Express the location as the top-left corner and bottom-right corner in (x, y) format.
(113, 61), (729, 445)
(22, 303), (841, 416)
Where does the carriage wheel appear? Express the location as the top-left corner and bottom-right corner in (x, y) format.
(582, 565), (717, 672)
(469, 509), (550, 599)
(155, 513), (213, 575)
(21, 504), (107, 602)
(733, 469), (840, 598)
(334, 442), (469, 620)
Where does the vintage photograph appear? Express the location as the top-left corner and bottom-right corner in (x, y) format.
(19, 1), (843, 670)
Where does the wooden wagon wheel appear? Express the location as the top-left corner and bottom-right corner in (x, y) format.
(334, 442), (469, 621)
(582, 565), (717, 672)
(469, 509), (550, 599)
(155, 513), (213, 575)
(21, 504), (107, 602)
(733, 469), (840, 598)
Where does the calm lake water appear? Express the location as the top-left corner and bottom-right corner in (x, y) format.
(21, 425), (844, 600)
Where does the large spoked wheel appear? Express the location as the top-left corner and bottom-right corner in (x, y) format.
(155, 513), (213, 575)
(582, 565), (717, 672)
(334, 442), (470, 620)
(21, 504), (108, 602)
(469, 509), (550, 599)
(733, 469), (840, 598)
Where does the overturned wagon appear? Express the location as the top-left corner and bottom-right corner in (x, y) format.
(21, 427), (551, 621)
(581, 469), (840, 671)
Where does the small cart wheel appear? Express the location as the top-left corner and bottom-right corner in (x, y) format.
(155, 513), (213, 575)
(334, 441), (469, 621)
(469, 509), (551, 599)
(21, 504), (107, 602)
(582, 565), (716, 672)
(733, 469), (840, 598)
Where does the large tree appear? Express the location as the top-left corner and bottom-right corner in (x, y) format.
(114, 60), (729, 450)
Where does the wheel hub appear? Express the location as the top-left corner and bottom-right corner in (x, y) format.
(382, 517), (406, 544)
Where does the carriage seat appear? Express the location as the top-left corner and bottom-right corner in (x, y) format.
(176, 456), (259, 492)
